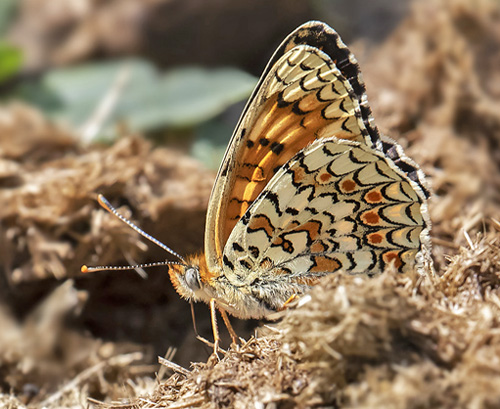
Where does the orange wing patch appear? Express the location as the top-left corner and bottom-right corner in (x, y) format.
(271, 236), (294, 253)
(310, 241), (328, 253)
(341, 179), (357, 192)
(361, 210), (381, 225)
(292, 220), (322, 242)
(309, 255), (342, 273)
(367, 232), (384, 244)
(382, 251), (403, 269)
(365, 190), (383, 203)
(319, 172), (333, 183)
(247, 214), (275, 238)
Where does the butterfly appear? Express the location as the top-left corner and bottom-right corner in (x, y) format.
(84, 21), (432, 351)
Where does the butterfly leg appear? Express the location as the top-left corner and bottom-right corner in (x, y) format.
(209, 298), (221, 358)
(280, 294), (299, 310)
(219, 308), (240, 346)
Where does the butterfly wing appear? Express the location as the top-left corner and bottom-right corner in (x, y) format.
(205, 21), (380, 273)
(223, 137), (431, 291)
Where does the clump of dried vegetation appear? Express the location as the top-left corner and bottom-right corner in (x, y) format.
(137, 233), (500, 408)
(1, 0), (500, 407)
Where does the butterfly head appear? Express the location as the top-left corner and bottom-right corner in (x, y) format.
(167, 254), (215, 303)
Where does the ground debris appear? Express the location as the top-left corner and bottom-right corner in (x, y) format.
(113, 337), (309, 409)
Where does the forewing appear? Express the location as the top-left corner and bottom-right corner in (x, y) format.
(205, 22), (374, 273)
(222, 138), (431, 285)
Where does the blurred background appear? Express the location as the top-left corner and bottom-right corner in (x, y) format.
(1, 0), (499, 406)
(0, 0), (411, 164)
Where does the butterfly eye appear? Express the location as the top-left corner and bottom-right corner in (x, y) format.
(185, 267), (201, 291)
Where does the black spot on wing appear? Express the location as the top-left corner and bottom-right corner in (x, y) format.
(404, 203), (419, 224)
(223, 255), (234, 270)
(347, 149), (372, 164)
(220, 162), (230, 177)
(264, 191), (283, 217)
(277, 91), (291, 108)
(229, 197), (252, 205)
(366, 250), (378, 271)
(322, 210), (336, 223)
(345, 252), (356, 271)
(304, 206), (319, 215)
(321, 104), (340, 120)
(270, 142), (285, 155)
(340, 117), (351, 132)
(241, 212), (251, 225)
(249, 246), (260, 258)
(292, 101), (307, 115)
(233, 242), (244, 252)
(239, 259), (252, 270)
(338, 98), (348, 114)
(318, 191), (339, 202)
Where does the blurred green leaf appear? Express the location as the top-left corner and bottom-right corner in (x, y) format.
(13, 58), (257, 141)
(0, 41), (22, 83)
(0, 0), (17, 36)
(191, 119), (235, 170)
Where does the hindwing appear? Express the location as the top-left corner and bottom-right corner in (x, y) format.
(222, 138), (431, 285)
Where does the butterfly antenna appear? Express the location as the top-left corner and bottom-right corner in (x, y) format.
(95, 194), (187, 264)
(81, 261), (183, 274)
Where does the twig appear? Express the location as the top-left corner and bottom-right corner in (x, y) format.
(158, 356), (190, 376)
(463, 229), (475, 250)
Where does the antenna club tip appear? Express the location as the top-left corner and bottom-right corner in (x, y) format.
(97, 194), (112, 211)
(81, 265), (89, 273)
